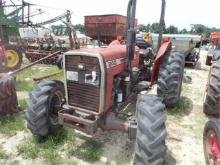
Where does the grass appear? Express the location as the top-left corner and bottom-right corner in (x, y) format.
(17, 142), (39, 159)
(16, 80), (35, 91)
(167, 97), (192, 121)
(18, 99), (28, 110)
(15, 65), (63, 92)
(0, 115), (25, 136)
(67, 161), (78, 165)
(0, 145), (8, 159)
(69, 139), (102, 162)
(39, 129), (75, 165)
(42, 148), (60, 165)
(17, 128), (75, 165)
(9, 160), (19, 165)
(116, 160), (127, 165)
(39, 128), (75, 149)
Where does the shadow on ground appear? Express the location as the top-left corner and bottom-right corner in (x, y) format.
(165, 149), (177, 165)
(167, 96), (193, 118)
(185, 61), (209, 71)
(75, 131), (134, 164)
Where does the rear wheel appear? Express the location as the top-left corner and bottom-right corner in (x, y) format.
(0, 94), (18, 116)
(204, 61), (220, 116)
(0, 75), (18, 116)
(25, 80), (65, 137)
(133, 95), (167, 165)
(203, 118), (220, 165)
(157, 52), (185, 107)
(5, 45), (22, 71)
(0, 75), (16, 100)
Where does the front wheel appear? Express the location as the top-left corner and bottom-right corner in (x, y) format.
(204, 61), (220, 116)
(25, 80), (65, 137)
(203, 118), (220, 165)
(157, 52), (185, 107)
(133, 95), (167, 165)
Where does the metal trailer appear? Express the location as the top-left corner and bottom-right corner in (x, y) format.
(85, 14), (137, 45)
(152, 33), (202, 66)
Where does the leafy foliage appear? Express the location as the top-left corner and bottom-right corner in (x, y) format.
(138, 22), (220, 37)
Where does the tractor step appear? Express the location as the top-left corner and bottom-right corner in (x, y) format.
(58, 109), (99, 135)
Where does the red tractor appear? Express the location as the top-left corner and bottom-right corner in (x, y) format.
(205, 32), (220, 66)
(25, 0), (185, 164)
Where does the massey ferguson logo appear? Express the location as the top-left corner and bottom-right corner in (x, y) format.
(106, 58), (126, 68)
(106, 53), (138, 69)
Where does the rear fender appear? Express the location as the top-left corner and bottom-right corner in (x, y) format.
(151, 42), (172, 85)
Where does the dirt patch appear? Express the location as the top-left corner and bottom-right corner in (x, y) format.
(165, 50), (209, 165)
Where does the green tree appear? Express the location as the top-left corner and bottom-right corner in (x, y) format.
(74, 24), (85, 34)
(151, 22), (160, 33)
(138, 24), (151, 32)
(165, 25), (178, 34)
(190, 24), (207, 34)
(179, 28), (188, 34)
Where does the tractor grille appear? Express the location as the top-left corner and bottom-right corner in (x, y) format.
(65, 55), (101, 112)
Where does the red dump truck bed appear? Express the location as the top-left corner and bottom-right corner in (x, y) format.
(85, 14), (137, 44)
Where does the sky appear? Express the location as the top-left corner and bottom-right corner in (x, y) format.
(9, 0), (220, 30)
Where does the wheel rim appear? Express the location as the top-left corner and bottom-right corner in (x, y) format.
(205, 129), (220, 165)
(5, 50), (20, 68)
(49, 90), (64, 125)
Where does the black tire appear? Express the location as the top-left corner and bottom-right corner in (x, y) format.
(205, 56), (212, 66)
(56, 55), (63, 69)
(133, 95), (167, 165)
(204, 61), (220, 115)
(157, 52), (185, 107)
(0, 94), (18, 116)
(5, 45), (23, 71)
(203, 118), (220, 165)
(0, 75), (16, 100)
(25, 80), (65, 137)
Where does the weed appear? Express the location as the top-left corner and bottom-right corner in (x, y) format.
(167, 97), (192, 120)
(18, 99), (28, 110)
